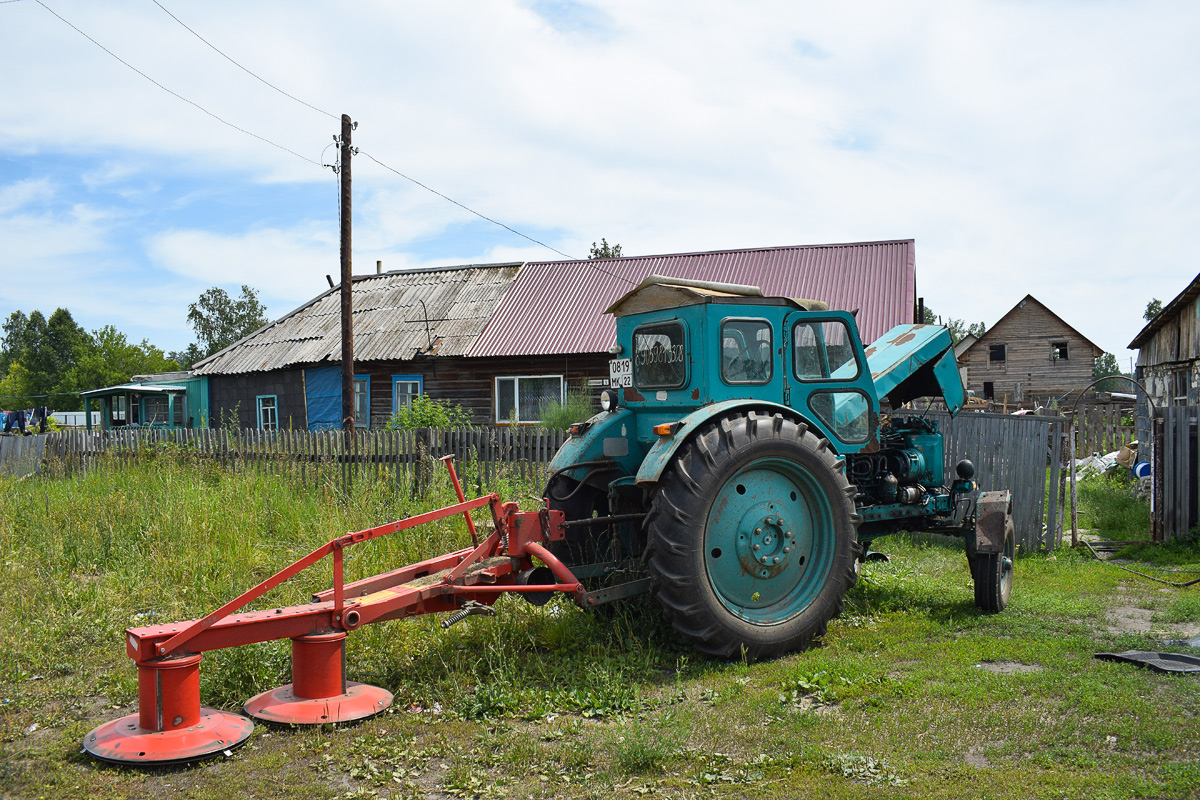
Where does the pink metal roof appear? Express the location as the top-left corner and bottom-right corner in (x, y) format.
(470, 240), (916, 357)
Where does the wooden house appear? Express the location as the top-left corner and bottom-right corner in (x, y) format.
(191, 240), (920, 429)
(957, 295), (1103, 408)
(1128, 272), (1200, 443)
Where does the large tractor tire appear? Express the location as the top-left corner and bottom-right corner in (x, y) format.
(645, 410), (861, 660)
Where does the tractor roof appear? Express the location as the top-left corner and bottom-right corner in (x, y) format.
(605, 275), (828, 318)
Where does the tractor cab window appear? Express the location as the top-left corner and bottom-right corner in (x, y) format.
(721, 318), (772, 384)
(633, 321), (687, 388)
(793, 320), (860, 381)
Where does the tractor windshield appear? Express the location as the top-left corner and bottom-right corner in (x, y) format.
(633, 321), (687, 388)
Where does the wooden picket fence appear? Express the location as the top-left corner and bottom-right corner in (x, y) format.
(1073, 403), (1137, 456)
(12, 413), (1077, 549)
(0, 433), (48, 478)
(35, 426), (568, 494)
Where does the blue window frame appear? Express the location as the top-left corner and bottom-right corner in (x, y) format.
(256, 395), (279, 430)
(353, 374), (370, 428)
(392, 374), (424, 413)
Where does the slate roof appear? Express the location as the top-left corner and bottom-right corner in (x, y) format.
(192, 263), (521, 375)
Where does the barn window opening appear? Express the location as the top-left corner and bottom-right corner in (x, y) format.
(988, 344), (1006, 363)
(1051, 342), (1068, 361)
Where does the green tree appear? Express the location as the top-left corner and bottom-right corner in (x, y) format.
(184, 285), (268, 361)
(588, 239), (623, 259)
(921, 306), (987, 344)
(0, 310), (30, 377)
(1144, 298), (1163, 321)
(70, 326), (179, 394)
(1093, 352), (1132, 393)
(0, 308), (90, 410)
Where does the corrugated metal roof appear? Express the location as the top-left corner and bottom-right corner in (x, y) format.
(1128, 272), (1200, 350)
(192, 263), (522, 375)
(470, 240), (916, 357)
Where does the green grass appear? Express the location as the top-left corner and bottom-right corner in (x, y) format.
(2, 455), (1199, 799)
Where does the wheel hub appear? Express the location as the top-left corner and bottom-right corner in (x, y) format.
(704, 461), (833, 620)
(735, 511), (802, 579)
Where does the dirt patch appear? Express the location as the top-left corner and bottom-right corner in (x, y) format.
(976, 661), (1042, 675)
(964, 749), (990, 768)
(1107, 606), (1154, 634)
(1106, 606), (1200, 639)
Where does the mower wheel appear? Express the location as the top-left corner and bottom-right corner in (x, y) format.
(645, 410), (860, 660)
(971, 512), (1014, 613)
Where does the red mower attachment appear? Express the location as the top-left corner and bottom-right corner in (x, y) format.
(84, 457), (576, 765)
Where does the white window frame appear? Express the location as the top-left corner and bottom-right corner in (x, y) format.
(494, 375), (564, 425)
(256, 395), (279, 430)
(392, 374), (424, 413)
(353, 374), (370, 428)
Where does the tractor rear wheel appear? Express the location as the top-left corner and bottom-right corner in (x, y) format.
(645, 410), (860, 660)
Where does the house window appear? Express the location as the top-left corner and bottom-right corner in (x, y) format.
(1173, 369), (1190, 407)
(1051, 342), (1068, 361)
(989, 344), (1007, 363)
(495, 375), (564, 424)
(256, 395), (278, 430)
(392, 375), (423, 412)
(353, 374), (370, 428)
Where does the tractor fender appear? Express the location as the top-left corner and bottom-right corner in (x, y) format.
(973, 490), (1012, 554)
(546, 407), (644, 485)
(635, 399), (813, 486)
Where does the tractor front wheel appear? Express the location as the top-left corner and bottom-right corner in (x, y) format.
(645, 411), (860, 660)
(971, 514), (1014, 613)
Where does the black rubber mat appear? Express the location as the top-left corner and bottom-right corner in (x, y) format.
(1095, 651), (1200, 673)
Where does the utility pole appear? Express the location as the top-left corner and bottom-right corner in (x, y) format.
(339, 114), (355, 435)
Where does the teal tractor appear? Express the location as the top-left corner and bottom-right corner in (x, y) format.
(545, 276), (1014, 660)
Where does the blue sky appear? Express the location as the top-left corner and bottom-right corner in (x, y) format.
(2, 0), (1199, 368)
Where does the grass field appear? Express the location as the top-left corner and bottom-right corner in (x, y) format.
(1, 456), (1197, 799)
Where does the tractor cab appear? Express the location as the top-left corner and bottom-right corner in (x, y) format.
(602, 276), (880, 455)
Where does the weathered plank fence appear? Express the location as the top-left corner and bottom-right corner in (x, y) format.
(1073, 404), (1136, 457)
(12, 413), (1071, 549)
(927, 411), (1066, 551)
(0, 433), (48, 478)
(1159, 406), (1198, 542)
(34, 427), (568, 492)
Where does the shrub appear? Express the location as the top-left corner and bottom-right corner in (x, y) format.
(384, 394), (472, 431)
(537, 389), (596, 430)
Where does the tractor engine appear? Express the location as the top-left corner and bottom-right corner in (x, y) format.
(848, 416), (947, 506)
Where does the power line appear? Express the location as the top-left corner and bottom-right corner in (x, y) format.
(33, 1), (628, 276)
(35, 0), (321, 167)
(148, 0), (338, 121)
(360, 150), (634, 283)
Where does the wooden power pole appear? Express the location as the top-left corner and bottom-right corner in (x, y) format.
(339, 114), (355, 433)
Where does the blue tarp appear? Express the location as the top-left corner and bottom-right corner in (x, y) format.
(305, 365), (341, 431)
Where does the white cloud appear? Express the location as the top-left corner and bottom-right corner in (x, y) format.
(1, 0), (1198, 361)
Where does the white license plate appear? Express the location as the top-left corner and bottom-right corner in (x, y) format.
(609, 358), (632, 388)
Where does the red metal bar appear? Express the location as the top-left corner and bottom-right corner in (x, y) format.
(152, 495), (498, 658)
(524, 541), (582, 591)
(440, 455), (480, 546)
